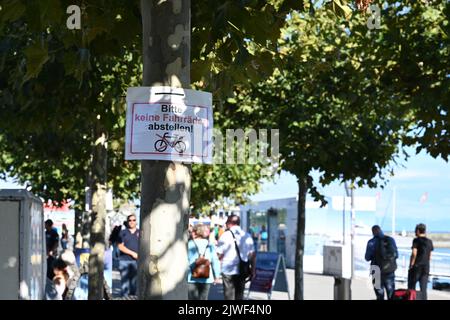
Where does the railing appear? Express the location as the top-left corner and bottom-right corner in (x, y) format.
(302, 235), (450, 283)
(396, 248), (450, 280)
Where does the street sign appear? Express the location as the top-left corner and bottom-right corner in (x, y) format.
(248, 252), (290, 299)
(125, 86), (213, 163)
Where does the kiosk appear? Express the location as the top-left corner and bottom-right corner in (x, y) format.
(0, 189), (46, 299)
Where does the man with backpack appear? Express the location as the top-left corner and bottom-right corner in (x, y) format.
(217, 215), (255, 300)
(365, 225), (398, 300)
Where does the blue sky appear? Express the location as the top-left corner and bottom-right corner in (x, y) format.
(250, 146), (450, 233)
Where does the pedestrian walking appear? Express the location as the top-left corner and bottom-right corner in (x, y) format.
(50, 250), (88, 300)
(48, 250), (111, 300)
(277, 224), (286, 259)
(217, 215), (255, 300)
(259, 225), (268, 252)
(60, 223), (70, 250)
(187, 224), (221, 300)
(408, 223), (434, 300)
(364, 225), (398, 300)
(249, 223), (259, 253)
(117, 214), (139, 296)
(45, 219), (59, 280)
(104, 239), (113, 291)
(109, 225), (122, 270)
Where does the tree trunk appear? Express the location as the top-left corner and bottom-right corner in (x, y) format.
(75, 177), (93, 251)
(74, 208), (83, 246)
(294, 176), (307, 300)
(81, 174), (93, 250)
(138, 0), (191, 300)
(88, 125), (108, 300)
(74, 209), (91, 249)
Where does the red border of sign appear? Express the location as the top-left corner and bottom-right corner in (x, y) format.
(130, 101), (210, 158)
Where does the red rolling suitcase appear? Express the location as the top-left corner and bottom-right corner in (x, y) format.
(392, 289), (417, 300)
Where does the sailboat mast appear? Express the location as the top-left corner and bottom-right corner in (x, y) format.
(392, 186), (396, 237)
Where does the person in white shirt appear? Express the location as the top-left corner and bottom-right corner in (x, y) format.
(216, 215), (255, 300)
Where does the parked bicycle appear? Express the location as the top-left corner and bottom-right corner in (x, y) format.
(154, 132), (186, 153)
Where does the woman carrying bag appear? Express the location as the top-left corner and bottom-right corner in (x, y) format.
(187, 224), (221, 300)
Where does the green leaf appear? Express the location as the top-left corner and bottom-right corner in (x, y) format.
(24, 42), (49, 80)
(0, 0), (26, 23)
(62, 50), (78, 76)
(39, 0), (63, 25)
(326, 0), (352, 20)
(85, 27), (107, 45)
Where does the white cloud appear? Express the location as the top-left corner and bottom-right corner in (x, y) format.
(392, 170), (439, 180)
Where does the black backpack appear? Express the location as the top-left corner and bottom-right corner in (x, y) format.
(375, 236), (397, 274)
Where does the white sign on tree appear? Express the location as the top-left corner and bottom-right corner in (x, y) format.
(125, 86), (213, 163)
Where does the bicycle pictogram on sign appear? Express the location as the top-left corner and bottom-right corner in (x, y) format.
(154, 132), (187, 154)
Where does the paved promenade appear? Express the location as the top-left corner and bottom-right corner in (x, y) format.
(208, 269), (450, 300)
(112, 269), (450, 300)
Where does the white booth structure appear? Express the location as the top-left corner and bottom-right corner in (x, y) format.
(323, 244), (352, 279)
(240, 197), (299, 268)
(240, 195), (377, 273)
(0, 189), (46, 300)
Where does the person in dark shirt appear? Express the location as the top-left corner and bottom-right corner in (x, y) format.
(118, 214), (140, 296)
(408, 223), (434, 300)
(109, 225), (122, 270)
(45, 219), (59, 279)
(45, 219), (59, 255)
